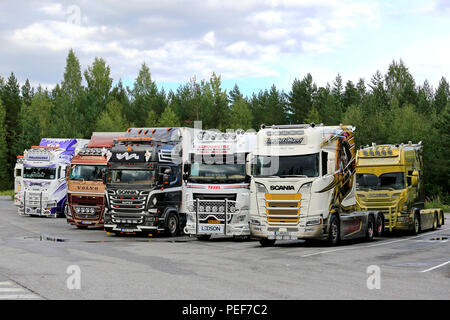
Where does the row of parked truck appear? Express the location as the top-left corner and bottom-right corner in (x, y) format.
(13, 123), (445, 246)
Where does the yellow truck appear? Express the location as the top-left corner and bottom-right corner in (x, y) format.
(356, 142), (445, 234)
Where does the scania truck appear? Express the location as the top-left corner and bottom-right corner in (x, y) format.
(103, 127), (192, 236)
(182, 129), (256, 240)
(19, 138), (90, 217)
(248, 124), (383, 246)
(66, 132), (125, 228)
(356, 142), (444, 234)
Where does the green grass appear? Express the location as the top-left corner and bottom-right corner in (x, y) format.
(0, 190), (14, 200)
(425, 195), (450, 212)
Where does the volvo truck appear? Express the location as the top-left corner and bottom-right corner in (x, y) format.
(248, 124), (383, 246)
(66, 132), (125, 228)
(183, 129), (256, 240)
(19, 138), (90, 217)
(103, 127), (192, 236)
(356, 142), (444, 234)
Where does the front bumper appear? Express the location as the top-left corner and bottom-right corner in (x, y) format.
(249, 216), (326, 240)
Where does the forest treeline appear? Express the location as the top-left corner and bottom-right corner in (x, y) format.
(0, 49), (448, 202)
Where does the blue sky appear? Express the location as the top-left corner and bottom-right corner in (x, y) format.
(1, 0), (449, 96)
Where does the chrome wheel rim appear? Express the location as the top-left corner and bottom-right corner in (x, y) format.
(168, 216), (177, 234)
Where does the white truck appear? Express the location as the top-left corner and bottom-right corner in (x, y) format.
(182, 129), (257, 240)
(19, 138), (89, 217)
(248, 124), (383, 246)
(13, 155), (24, 206)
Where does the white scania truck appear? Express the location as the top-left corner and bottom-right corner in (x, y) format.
(248, 124), (383, 246)
(183, 129), (257, 240)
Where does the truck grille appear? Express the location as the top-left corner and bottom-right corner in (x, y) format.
(188, 199), (236, 223)
(108, 190), (147, 213)
(265, 193), (301, 225)
(357, 197), (400, 229)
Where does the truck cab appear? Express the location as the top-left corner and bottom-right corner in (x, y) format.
(248, 124), (383, 246)
(66, 132), (125, 228)
(182, 129), (256, 239)
(356, 142), (444, 233)
(103, 128), (189, 236)
(19, 138), (89, 217)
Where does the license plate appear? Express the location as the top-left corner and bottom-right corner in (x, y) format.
(120, 228), (138, 233)
(275, 231), (289, 236)
(198, 224), (224, 234)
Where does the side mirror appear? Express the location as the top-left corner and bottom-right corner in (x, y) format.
(246, 154), (252, 176)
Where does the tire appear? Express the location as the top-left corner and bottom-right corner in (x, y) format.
(197, 235), (211, 241)
(432, 212), (438, 230)
(165, 212), (179, 237)
(412, 212), (421, 235)
(328, 214), (340, 246)
(259, 238), (276, 247)
(366, 216), (375, 241)
(437, 211), (444, 227)
(375, 213), (384, 237)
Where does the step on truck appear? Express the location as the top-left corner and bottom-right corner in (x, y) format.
(19, 138), (90, 217)
(65, 132), (125, 228)
(182, 129), (257, 240)
(356, 142), (444, 234)
(103, 127), (192, 236)
(248, 124), (383, 246)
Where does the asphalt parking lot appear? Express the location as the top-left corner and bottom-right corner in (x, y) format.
(0, 199), (448, 300)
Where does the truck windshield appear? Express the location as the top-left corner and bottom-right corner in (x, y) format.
(356, 172), (405, 190)
(23, 167), (56, 180)
(188, 163), (246, 183)
(252, 154), (319, 177)
(107, 169), (156, 185)
(69, 165), (104, 181)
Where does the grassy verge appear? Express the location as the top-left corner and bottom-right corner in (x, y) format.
(425, 195), (450, 212)
(0, 190), (14, 200)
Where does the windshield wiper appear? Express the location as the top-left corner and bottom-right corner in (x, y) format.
(279, 175), (308, 178)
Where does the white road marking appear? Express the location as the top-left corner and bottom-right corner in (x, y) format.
(421, 261), (450, 273)
(0, 294), (40, 299)
(0, 288), (25, 292)
(300, 227), (450, 258)
(0, 279), (41, 299)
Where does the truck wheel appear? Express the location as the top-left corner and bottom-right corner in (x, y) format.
(432, 212), (438, 230)
(165, 212), (179, 237)
(259, 238), (276, 247)
(437, 211), (444, 227)
(412, 213), (420, 235)
(366, 216), (375, 241)
(197, 235), (211, 241)
(375, 213), (384, 237)
(328, 215), (340, 246)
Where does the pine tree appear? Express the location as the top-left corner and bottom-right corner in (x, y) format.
(433, 77), (449, 114)
(0, 100), (9, 190)
(83, 57), (113, 136)
(1, 72), (22, 187)
(95, 100), (128, 132)
(158, 106), (180, 127)
(288, 73), (316, 124)
(229, 97), (253, 130)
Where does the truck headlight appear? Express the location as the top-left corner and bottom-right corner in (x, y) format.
(255, 182), (268, 193)
(187, 204), (195, 212)
(299, 182), (312, 194)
